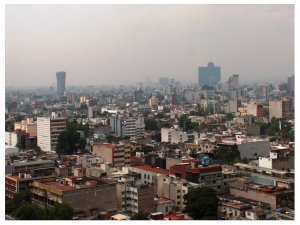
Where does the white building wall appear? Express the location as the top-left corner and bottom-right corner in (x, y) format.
(37, 117), (51, 151)
(258, 157), (272, 169)
(161, 128), (171, 143)
(5, 132), (18, 147)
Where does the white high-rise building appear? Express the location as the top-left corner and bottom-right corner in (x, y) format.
(37, 115), (67, 151)
(110, 115), (145, 139)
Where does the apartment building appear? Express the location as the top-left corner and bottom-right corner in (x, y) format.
(169, 163), (223, 190)
(161, 128), (198, 144)
(162, 176), (200, 211)
(31, 177), (117, 216)
(110, 114), (145, 139)
(37, 115), (67, 151)
(269, 98), (294, 121)
(14, 118), (37, 136)
(116, 176), (155, 215)
(92, 143), (130, 168)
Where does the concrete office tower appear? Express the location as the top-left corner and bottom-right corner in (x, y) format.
(56, 71), (66, 96)
(198, 62), (221, 89)
(37, 115), (67, 151)
(287, 75), (294, 97)
(228, 74), (239, 90)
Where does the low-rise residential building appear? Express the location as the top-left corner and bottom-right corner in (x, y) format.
(5, 159), (55, 176)
(169, 163), (223, 190)
(229, 182), (294, 209)
(219, 199), (252, 220)
(161, 128), (199, 144)
(5, 174), (56, 199)
(162, 176), (200, 211)
(31, 177), (117, 217)
(116, 176), (155, 215)
(155, 198), (174, 215)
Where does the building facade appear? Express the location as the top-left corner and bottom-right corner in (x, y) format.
(110, 115), (145, 139)
(37, 116), (67, 151)
(56, 71), (66, 96)
(92, 143), (131, 168)
(198, 62), (221, 88)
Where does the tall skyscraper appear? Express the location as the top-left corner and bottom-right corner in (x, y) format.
(287, 75), (294, 97)
(228, 74), (239, 90)
(56, 71), (66, 96)
(198, 62), (221, 89)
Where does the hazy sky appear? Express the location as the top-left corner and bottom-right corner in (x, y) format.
(6, 4), (294, 87)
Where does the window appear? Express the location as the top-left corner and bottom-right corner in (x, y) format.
(166, 207), (168, 212)
(177, 190), (180, 193)
(148, 175), (150, 180)
(144, 174), (146, 179)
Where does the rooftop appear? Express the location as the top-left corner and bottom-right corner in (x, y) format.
(155, 198), (173, 205)
(164, 213), (192, 220)
(111, 214), (130, 220)
(44, 181), (75, 191)
(132, 165), (169, 175)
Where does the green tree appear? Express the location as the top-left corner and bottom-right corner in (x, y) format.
(56, 120), (87, 154)
(256, 121), (269, 135)
(183, 187), (219, 220)
(152, 132), (161, 142)
(5, 121), (14, 132)
(6, 190), (32, 214)
(141, 145), (155, 154)
(160, 121), (172, 128)
(225, 113), (234, 121)
(213, 144), (240, 165)
(163, 107), (170, 113)
(130, 212), (149, 220)
(105, 133), (120, 143)
(12, 204), (44, 220)
(156, 112), (165, 119)
(47, 203), (74, 220)
(178, 115), (200, 131)
(145, 117), (159, 131)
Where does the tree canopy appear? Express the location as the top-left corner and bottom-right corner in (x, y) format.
(56, 120), (88, 154)
(213, 144), (240, 165)
(6, 189), (74, 220)
(183, 187), (219, 220)
(145, 117), (159, 131)
(130, 212), (149, 220)
(256, 117), (294, 141)
(12, 204), (44, 220)
(43, 203), (74, 220)
(178, 115), (200, 131)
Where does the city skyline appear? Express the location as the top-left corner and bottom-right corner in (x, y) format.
(6, 4), (294, 87)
